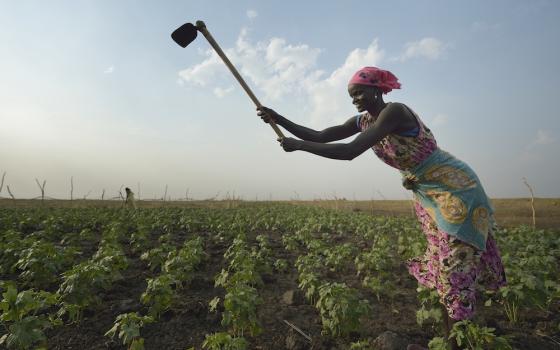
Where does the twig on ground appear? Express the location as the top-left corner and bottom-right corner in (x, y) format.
(283, 319), (312, 342)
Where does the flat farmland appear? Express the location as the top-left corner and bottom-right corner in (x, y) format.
(0, 202), (558, 349)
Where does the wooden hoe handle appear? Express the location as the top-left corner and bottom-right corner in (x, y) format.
(195, 21), (285, 139)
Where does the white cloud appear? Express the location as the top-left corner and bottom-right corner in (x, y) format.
(520, 129), (556, 162)
(246, 9), (258, 19)
(104, 65), (115, 74)
(177, 28), (384, 127)
(178, 27), (322, 101)
(213, 86), (234, 98)
(304, 41), (384, 126)
(397, 37), (444, 61)
(431, 113), (448, 127)
(534, 129), (555, 145)
(178, 50), (225, 86)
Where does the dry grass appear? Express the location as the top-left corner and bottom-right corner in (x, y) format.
(0, 197), (558, 229)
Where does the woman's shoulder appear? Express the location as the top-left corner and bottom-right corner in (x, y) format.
(385, 101), (411, 113)
(378, 102), (413, 121)
(384, 102), (422, 122)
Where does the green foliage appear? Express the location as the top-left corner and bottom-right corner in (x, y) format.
(0, 230), (33, 276)
(140, 243), (174, 272)
(416, 285), (442, 327)
(273, 258), (288, 273)
(104, 312), (154, 350)
(209, 297), (220, 312)
(221, 284), (262, 337)
(251, 234), (272, 274)
(323, 243), (356, 272)
(355, 235), (397, 300)
(315, 282), (370, 337)
(140, 274), (175, 318)
(1, 203), (558, 349)
(163, 237), (205, 288)
(57, 261), (111, 322)
(448, 320), (512, 350)
(495, 226), (560, 324)
(202, 332), (248, 350)
(57, 236), (128, 323)
(349, 340), (372, 349)
(0, 284), (60, 349)
(15, 241), (77, 288)
(428, 336), (449, 350)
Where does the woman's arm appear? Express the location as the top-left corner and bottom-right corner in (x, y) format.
(258, 107), (360, 143)
(281, 103), (406, 160)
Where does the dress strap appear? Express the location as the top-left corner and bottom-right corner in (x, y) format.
(401, 104), (425, 138)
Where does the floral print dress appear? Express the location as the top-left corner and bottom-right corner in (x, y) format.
(358, 103), (507, 320)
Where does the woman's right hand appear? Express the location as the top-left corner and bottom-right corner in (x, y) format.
(257, 106), (283, 125)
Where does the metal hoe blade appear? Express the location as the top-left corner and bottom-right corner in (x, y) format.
(171, 23), (198, 48)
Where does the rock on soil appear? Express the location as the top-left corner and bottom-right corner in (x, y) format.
(372, 331), (410, 350)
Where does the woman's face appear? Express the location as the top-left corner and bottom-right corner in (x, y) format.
(348, 84), (377, 112)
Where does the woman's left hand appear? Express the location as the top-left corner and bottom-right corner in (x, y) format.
(402, 174), (418, 190)
(278, 137), (301, 152)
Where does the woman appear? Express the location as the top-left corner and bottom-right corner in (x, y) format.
(124, 187), (137, 209)
(257, 67), (506, 350)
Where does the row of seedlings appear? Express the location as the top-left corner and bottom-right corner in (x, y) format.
(283, 217), (371, 339)
(105, 234), (206, 349)
(203, 231), (273, 349)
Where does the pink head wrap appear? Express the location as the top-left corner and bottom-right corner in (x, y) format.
(348, 67), (401, 94)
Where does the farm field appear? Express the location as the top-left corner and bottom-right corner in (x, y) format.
(1, 203), (559, 349)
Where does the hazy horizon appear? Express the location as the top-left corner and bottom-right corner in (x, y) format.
(2, 1), (559, 200)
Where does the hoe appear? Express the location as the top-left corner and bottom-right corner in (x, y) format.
(171, 21), (285, 139)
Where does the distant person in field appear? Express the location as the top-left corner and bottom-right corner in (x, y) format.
(258, 67), (506, 350)
(125, 187), (137, 209)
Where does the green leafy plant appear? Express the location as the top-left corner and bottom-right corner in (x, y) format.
(349, 340), (372, 349)
(140, 243), (174, 272)
(57, 261), (112, 322)
(448, 320), (512, 350)
(323, 243), (356, 272)
(315, 282), (370, 337)
(14, 241), (77, 288)
(104, 312), (154, 350)
(163, 237), (205, 288)
(222, 284), (262, 337)
(202, 332), (248, 350)
(273, 258), (288, 273)
(416, 285), (443, 327)
(140, 274), (175, 319)
(0, 284), (60, 349)
(429, 320), (512, 350)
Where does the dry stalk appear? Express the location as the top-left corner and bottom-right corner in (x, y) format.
(101, 189), (106, 201)
(0, 171), (6, 194)
(7, 185), (16, 204)
(70, 176), (74, 201)
(35, 178), (46, 204)
(118, 185), (125, 200)
(522, 177), (536, 230)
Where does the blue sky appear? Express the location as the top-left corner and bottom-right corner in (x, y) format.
(1, 0), (559, 200)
